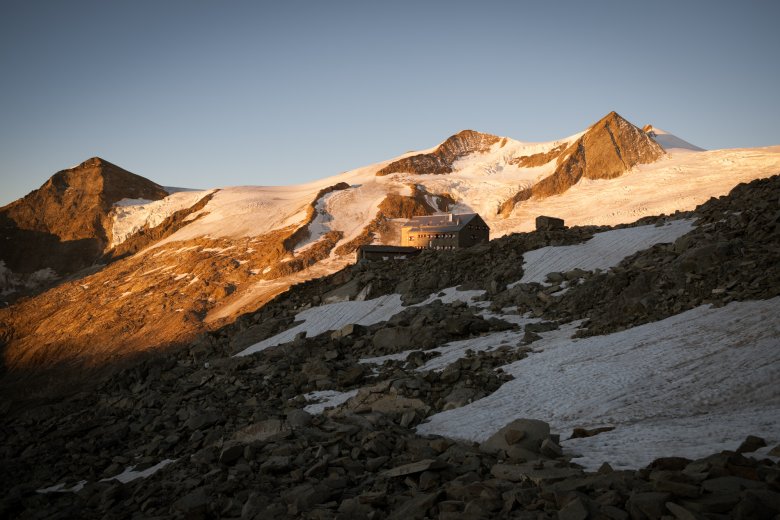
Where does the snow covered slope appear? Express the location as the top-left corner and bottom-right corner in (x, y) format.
(417, 297), (780, 471)
(644, 124), (706, 151)
(108, 131), (779, 253)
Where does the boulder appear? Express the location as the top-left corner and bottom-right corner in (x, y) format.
(233, 419), (290, 443)
(736, 434), (766, 454)
(382, 459), (449, 478)
(372, 326), (415, 352)
(480, 418), (551, 456)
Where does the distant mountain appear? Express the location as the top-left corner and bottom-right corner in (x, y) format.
(0, 157), (167, 278)
(2, 112), (780, 372)
(643, 124), (706, 151)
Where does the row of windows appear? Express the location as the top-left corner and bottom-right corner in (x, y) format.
(412, 245), (456, 250)
(408, 233), (456, 241)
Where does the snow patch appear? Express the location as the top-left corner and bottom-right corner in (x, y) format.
(36, 480), (87, 494)
(101, 459), (176, 484)
(236, 287), (485, 357)
(417, 298), (780, 471)
(361, 313), (547, 371)
(645, 126), (705, 152)
(201, 246), (235, 253)
(0, 261), (59, 297)
(515, 220), (694, 285)
(110, 190), (213, 248)
(303, 390), (359, 414)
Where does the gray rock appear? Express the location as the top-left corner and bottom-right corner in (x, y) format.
(286, 409), (312, 429)
(175, 486), (209, 513)
(665, 501), (699, 520)
(480, 418), (550, 455)
(736, 434), (766, 454)
(558, 496), (589, 520)
(626, 492), (671, 519)
(261, 456), (291, 473)
(387, 492), (440, 520)
(233, 419), (290, 443)
(372, 326), (415, 352)
(241, 492), (266, 519)
(185, 411), (224, 430)
(382, 459), (449, 478)
(282, 482), (332, 514)
(330, 323), (363, 339)
(702, 476), (763, 494)
(220, 441), (244, 465)
(540, 438), (563, 459)
(490, 462), (582, 484)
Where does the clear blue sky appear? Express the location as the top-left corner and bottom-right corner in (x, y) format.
(1, 0), (779, 205)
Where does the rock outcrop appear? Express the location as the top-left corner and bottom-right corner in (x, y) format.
(510, 143), (567, 168)
(376, 130), (501, 176)
(500, 112), (665, 216)
(0, 157), (168, 279)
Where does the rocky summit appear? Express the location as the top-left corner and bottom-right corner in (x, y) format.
(0, 158), (168, 299)
(499, 112), (665, 216)
(1, 172), (779, 519)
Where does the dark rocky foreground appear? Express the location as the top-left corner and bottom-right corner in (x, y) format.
(2, 175), (780, 519)
(2, 329), (779, 520)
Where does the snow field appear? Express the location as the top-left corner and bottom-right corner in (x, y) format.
(488, 146), (780, 236)
(416, 297), (780, 471)
(110, 190), (214, 248)
(516, 219), (694, 284)
(236, 287), (486, 357)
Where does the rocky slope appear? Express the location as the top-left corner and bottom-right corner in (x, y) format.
(376, 130), (501, 176)
(0, 158), (168, 296)
(1, 175), (779, 519)
(499, 112), (665, 216)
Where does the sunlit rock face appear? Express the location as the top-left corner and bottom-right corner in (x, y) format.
(376, 130), (501, 176)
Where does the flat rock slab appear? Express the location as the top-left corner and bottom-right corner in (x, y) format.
(233, 419), (290, 443)
(382, 459), (449, 478)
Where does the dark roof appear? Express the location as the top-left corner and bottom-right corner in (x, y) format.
(401, 213), (488, 233)
(358, 245), (419, 254)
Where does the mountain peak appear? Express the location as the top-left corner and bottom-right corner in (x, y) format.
(499, 112), (666, 216)
(0, 159), (168, 279)
(376, 129), (500, 176)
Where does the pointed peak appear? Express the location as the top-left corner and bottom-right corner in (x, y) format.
(449, 129), (498, 139)
(592, 111), (631, 128)
(441, 129), (501, 148)
(67, 157), (121, 171)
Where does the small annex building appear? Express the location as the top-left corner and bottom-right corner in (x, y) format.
(401, 213), (490, 250)
(357, 245), (421, 262)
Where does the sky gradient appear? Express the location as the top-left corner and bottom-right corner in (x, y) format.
(1, 0), (779, 205)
